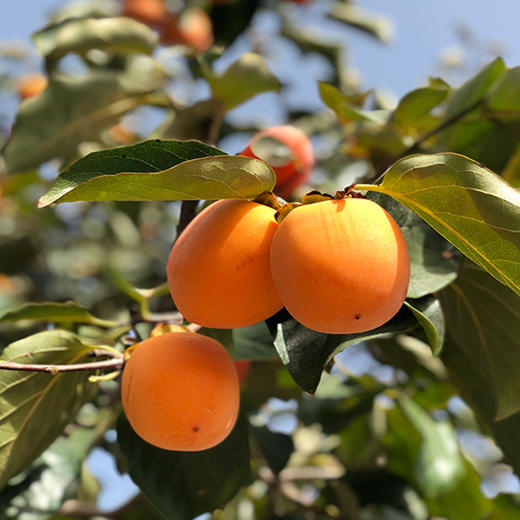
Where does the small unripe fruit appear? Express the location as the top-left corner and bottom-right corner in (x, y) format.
(121, 332), (239, 451)
(17, 74), (48, 100)
(168, 199), (283, 328)
(240, 126), (314, 199)
(270, 198), (410, 334)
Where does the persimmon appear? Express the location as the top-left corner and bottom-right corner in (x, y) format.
(234, 360), (251, 384)
(16, 74), (48, 100)
(122, 0), (166, 27)
(239, 125), (314, 199)
(168, 199), (283, 328)
(161, 8), (214, 51)
(121, 332), (239, 451)
(270, 198), (410, 334)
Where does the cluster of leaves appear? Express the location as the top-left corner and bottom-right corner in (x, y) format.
(0, 0), (520, 519)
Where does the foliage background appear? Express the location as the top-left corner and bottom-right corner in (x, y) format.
(1, 0), (520, 519)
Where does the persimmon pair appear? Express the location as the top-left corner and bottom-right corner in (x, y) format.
(167, 196), (410, 334)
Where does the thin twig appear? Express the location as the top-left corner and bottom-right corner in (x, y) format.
(0, 350), (123, 374)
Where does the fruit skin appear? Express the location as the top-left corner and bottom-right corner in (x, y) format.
(121, 332), (240, 451)
(168, 199), (283, 328)
(17, 74), (48, 100)
(240, 125), (314, 199)
(270, 198), (410, 334)
(234, 360), (251, 384)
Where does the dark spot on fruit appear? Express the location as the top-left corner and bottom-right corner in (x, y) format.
(355, 314), (361, 320)
(193, 426), (199, 432)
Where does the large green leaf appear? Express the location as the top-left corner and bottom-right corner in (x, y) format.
(117, 412), (250, 520)
(32, 17), (158, 60)
(0, 301), (116, 327)
(38, 140), (275, 206)
(440, 262), (520, 420)
(205, 52), (280, 111)
(4, 65), (162, 173)
(367, 192), (461, 299)
(487, 66), (520, 113)
(266, 307), (416, 393)
(0, 426), (97, 520)
(233, 322), (278, 360)
(356, 153), (520, 296)
(0, 330), (93, 489)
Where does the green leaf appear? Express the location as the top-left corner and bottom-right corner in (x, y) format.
(0, 426), (97, 520)
(32, 17), (158, 60)
(367, 192), (461, 299)
(319, 83), (383, 123)
(0, 301), (116, 327)
(442, 57), (506, 120)
(0, 330), (93, 490)
(440, 262), (520, 420)
(357, 153), (520, 296)
(117, 411), (250, 520)
(38, 140), (275, 206)
(392, 86), (449, 133)
(4, 66), (162, 173)
(385, 402), (491, 520)
(266, 307), (415, 393)
(251, 426), (293, 475)
(328, 4), (393, 43)
(487, 66), (520, 112)
(205, 52), (280, 111)
(233, 322), (277, 360)
(404, 297), (445, 356)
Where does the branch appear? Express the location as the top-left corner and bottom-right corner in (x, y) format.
(374, 97), (485, 178)
(176, 200), (199, 238)
(0, 349), (123, 374)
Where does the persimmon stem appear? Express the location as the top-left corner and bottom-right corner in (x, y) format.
(0, 349), (123, 374)
(176, 200), (199, 237)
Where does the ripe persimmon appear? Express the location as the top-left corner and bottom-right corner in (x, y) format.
(122, 0), (166, 27)
(270, 198), (410, 334)
(16, 74), (48, 100)
(168, 199), (283, 328)
(121, 332), (239, 451)
(161, 8), (214, 51)
(240, 126), (314, 199)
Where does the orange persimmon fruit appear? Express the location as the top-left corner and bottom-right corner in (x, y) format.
(240, 125), (314, 199)
(122, 0), (166, 27)
(17, 74), (48, 100)
(168, 199), (283, 328)
(121, 332), (240, 451)
(270, 198), (410, 334)
(161, 8), (214, 51)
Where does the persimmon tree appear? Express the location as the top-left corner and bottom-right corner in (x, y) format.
(0, 1), (520, 519)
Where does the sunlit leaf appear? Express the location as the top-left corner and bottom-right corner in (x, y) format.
(357, 153), (520, 296)
(32, 17), (158, 60)
(205, 52), (280, 111)
(0, 330), (93, 489)
(0, 301), (116, 328)
(329, 4), (393, 42)
(38, 140), (275, 206)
